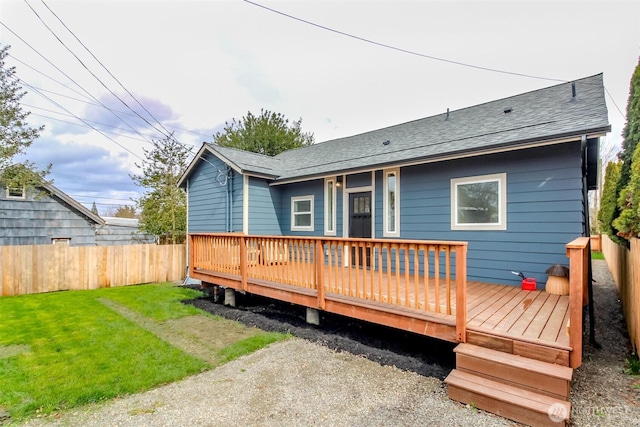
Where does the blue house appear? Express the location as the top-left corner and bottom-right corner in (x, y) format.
(179, 74), (609, 287)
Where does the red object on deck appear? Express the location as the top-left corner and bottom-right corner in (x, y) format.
(521, 278), (537, 291)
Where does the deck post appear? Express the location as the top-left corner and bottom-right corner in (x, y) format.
(315, 239), (326, 310)
(240, 236), (248, 292)
(224, 288), (236, 307)
(567, 237), (588, 369)
(306, 307), (320, 325)
(455, 244), (467, 342)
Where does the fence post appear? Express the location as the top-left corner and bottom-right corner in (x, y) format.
(315, 239), (325, 310)
(567, 237), (588, 369)
(455, 243), (467, 342)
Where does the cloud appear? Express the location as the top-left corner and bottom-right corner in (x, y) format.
(17, 137), (142, 211)
(81, 93), (178, 138)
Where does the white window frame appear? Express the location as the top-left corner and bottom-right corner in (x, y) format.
(451, 173), (507, 231)
(5, 186), (26, 200)
(52, 238), (71, 245)
(383, 168), (400, 237)
(291, 195), (314, 231)
(324, 178), (337, 236)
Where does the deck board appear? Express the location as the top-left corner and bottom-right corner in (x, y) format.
(195, 262), (571, 352)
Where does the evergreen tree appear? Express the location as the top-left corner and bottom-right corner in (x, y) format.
(0, 44), (49, 189)
(213, 109), (314, 156)
(90, 201), (99, 215)
(113, 205), (137, 218)
(614, 143), (640, 239)
(616, 61), (640, 205)
(131, 134), (189, 244)
(598, 161), (622, 242)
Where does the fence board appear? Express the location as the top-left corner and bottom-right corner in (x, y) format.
(602, 235), (639, 352)
(0, 244), (186, 297)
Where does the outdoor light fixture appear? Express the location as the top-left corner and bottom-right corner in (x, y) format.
(336, 176), (343, 187)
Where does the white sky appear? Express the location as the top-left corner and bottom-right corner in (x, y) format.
(1, 0), (639, 213)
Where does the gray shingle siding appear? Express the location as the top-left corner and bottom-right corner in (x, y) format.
(0, 192), (97, 246)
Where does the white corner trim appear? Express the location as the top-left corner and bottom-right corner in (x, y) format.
(243, 175), (249, 234)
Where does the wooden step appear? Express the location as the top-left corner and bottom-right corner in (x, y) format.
(445, 369), (570, 427)
(454, 343), (572, 400)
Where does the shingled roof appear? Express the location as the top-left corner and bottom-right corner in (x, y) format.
(180, 74), (610, 185)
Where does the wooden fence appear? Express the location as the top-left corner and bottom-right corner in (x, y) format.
(601, 235), (640, 351)
(1, 244), (186, 297)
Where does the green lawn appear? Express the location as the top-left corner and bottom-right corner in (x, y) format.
(0, 284), (285, 421)
(592, 251), (605, 260)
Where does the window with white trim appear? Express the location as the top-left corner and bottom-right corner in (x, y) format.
(5, 186), (25, 199)
(52, 238), (71, 245)
(451, 173), (507, 230)
(324, 178), (336, 235)
(383, 168), (400, 237)
(291, 195), (314, 231)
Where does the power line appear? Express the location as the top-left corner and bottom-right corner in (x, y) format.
(243, 0), (626, 121)
(0, 21), (156, 144)
(20, 79), (144, 159)
(38, 0), (180, 139)
(19, 2), (161, 143)
(23, 103), (167, 142)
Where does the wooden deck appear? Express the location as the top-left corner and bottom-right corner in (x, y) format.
(189, 233), (589, 426)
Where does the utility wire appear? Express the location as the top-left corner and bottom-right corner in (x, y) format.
(243, 0), (626, 121)
(19, 2), (161, 143)
(0, 21), (155, 144)
(23, 103), (170, 142)
(38, 0), (184, 140)
(20, 79), (144, 159)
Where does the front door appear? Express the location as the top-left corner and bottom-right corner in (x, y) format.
(349, 192), (372, 267)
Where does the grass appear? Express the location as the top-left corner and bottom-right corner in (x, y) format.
(592, 251), (605, 260)
(0, 283), (286, 422)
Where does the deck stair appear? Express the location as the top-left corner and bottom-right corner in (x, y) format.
(445, 343), (573, 426)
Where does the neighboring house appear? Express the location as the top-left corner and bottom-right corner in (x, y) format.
(96, 217), (156, 245)
(0, 182), (153, 246)
(0, 181), (104, 246)
(178, 74), (610, 287)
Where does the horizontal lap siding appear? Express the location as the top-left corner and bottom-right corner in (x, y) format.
(398, 142), (584, 286)
(279, 179), (324, 236)
(187, 154), (242, 233)
(248, 177), (282, 235)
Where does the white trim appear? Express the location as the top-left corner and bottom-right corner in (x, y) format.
(451, 173), (507, 231)
(324, 178), (337, 236)
(370, 171), (376, 239)
(5, 186), (26, 200)
(383, 168), (400, 237)
(243, 175), (249, 234)
(291, 195), (314, 231)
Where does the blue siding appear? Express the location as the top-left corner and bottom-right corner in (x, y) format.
(279, 179), (324, 236)
(397, 142), (584, 286)
(248, 177), (282, 235)
(186, 153), (243, 233)
(346, 172), (371, 188)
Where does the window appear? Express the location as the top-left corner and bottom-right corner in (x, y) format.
(451, 173), (507, 230)
(5, 186), (25, 199)
(324, 178), (337, 235)
(383, 168), (400, 237)
(52, 238), (71, 245)
(291, 195), (314, 231)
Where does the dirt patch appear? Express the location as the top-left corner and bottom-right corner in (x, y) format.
(98, 299), (261, 364)
(183, 289), (456, 380)
(0, 344), (30, 359)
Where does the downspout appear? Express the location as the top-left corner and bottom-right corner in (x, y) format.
(182, 179), (191, 285)
(581, 135), (599, 347)
(228, 166), (234, 232)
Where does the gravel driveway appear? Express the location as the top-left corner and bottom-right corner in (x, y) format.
(20, 260), (640, 426)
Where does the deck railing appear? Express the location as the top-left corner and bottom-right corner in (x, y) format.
(189, 233), (468, 342)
